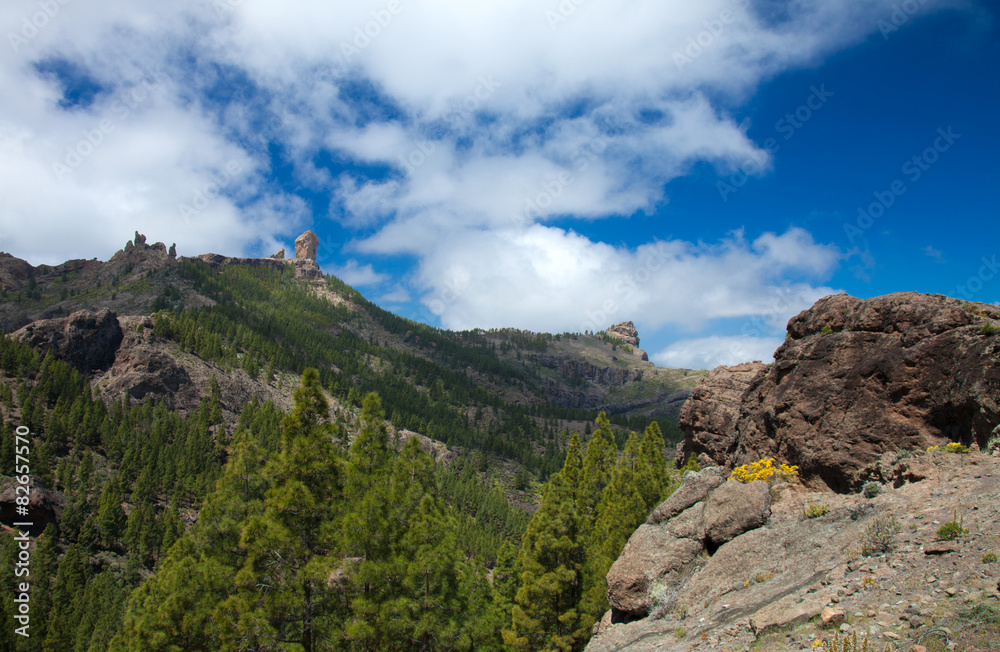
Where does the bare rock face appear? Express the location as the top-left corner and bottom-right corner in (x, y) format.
(702, 479), (770, 546)
(605, 521), (704, 620)
(647, 467), (724, 524)
(678, 292), (1000, 492)
(675, 362), (767, 468)
(271, 248), (285, 260)
(295, 230), (319, 260)
(610, 321), (641, 348)
(12, 309), (123, 373)
(0, 477), (65, 535)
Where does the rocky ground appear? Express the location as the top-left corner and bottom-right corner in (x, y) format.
(585, 448), (1000, 652)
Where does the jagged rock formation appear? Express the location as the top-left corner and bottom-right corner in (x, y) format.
(587, 451), (1000, 651)
(295, 230), (319, 260)
(610, 321), (641, 348)
(675, 362), (766, 468)
(12, 309), (123, 373)
(271, 248), (285, 260)
(678, 292), (1000, 491)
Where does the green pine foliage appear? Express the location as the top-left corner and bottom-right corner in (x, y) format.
(505, 414), (678, 652)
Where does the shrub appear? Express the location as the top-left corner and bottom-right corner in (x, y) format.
(927, 442), (970, 454)
(981, 322), (999, 335)
(672, 627), (686, 640)
(804, 502), (827, 518)
(986, 435), (1000, 455)
(862, 481), (881, 499)
(860, 514), (901, 556)
(982, 552), (997, 564)
(960, 601), (1000, 626)
(730, 458), (799, 484)
(936, 509), (967, 541)
(821, 631), (895, 651)
(820, 324), (834, 336)
(648, 582), (677, 620)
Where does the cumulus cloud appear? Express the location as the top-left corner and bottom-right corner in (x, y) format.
(414, 225), (838, 334)
(0, 0), (968, 350)
(323, 259), (388, 287)
(652, 335), (783, 370)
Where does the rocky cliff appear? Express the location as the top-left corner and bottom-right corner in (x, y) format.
(678, 292), (1000, 492)
(586, 450), (1000, 652)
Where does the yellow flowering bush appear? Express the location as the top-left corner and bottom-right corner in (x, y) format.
(729, 458), (799, 484)
(926, 442), (970, 454)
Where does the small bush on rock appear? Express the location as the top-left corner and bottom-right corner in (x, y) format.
(862, 481), (881, 499)
(927, 442), (970, 454)
(982, 552), (997, 564)
(860, 514), (901, 556)
(804, 502), (827, 518)
(936, 509), (968, 541)
(729, 458), (799, 484)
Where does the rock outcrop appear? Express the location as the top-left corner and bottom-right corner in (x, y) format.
(610, 321), (640, 348)
(675, 362), (766, 468)
(271, 248), (285, 260)
(12, 309), (123, 373)
(678, 293), (1000, 491)
(605, 467), (774, 623)
(0, 477), (65, 536)
(586, 450), (1000, 652)
(295, 230), (319, 260)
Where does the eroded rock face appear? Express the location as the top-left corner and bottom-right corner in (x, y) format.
(647, 467), (723, 525)
(678, 293), (1000, 491)
(675, 362), (767, 468)
(295, 230), (319, 260)
(13, 309), (123, 373)
(610, 321), (640, 348)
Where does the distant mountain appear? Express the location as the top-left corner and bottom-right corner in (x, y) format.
(0, 230), (703, 466)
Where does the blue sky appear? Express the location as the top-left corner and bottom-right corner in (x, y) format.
(1, 0), (997, 368)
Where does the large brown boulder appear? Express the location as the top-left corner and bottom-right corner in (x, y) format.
(605, 520), (703, 620)
(12, 309), (123, 373)
(703, 479), (770, 546)
(647, 467), (723, 524)
(0, 477), (65, 536)
(610, 321), (640, 348)
(675, 362), (767, 468)
(678, 292), (1000, 492)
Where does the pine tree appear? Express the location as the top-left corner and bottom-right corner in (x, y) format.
(224, 368), (343, 652)
(578, 413), (617, 534)
(96, 480), (126, 546)
(342, 393), (400, 650)
(43, 545), (90, 651)
(392, 438), (463, 650)
(505, 452), (590, 652)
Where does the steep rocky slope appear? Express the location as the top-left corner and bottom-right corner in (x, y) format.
(678, 292), (1000, 491)
(586, 450), (1000, 652)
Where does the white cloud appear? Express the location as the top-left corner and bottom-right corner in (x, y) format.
(652, 335), (783, 370)
(0, 0), (970, 339)
(414, 225), (839, 334)
(324, 259), (388, 287)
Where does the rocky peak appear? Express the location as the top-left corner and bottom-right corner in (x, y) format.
(610, 321), (640, 348)
(677, 292), (1000, 492)
(271, 248), (285, 260)
(295, 231), (319, 260)
(12, 309), (123, 373)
